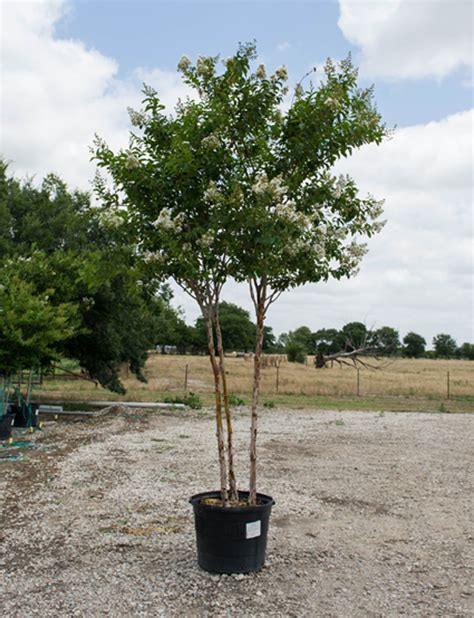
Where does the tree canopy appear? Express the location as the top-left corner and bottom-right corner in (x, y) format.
(92, 42), (389, 503)
(433, 333), (457, 359)
(402, 332), (426, 358)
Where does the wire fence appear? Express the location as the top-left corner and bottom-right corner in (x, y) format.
(131, 355), (474, 403)
(34, 355), (473, 405)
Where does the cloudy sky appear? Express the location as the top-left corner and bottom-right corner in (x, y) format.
(1, 0), (473, 345)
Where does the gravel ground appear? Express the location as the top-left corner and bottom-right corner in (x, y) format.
(0, 407), (473, 617)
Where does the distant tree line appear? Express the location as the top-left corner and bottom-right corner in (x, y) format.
(272, 323), (473, 362)
(158, 305), (473, 362)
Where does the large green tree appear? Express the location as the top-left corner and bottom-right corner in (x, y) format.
(403, 332), (426, 358)
(194, 302), (256, 353)
(433, 333), (457, 359)
(371, 326), (400, 357)
(0, 261), (78, 373)
(0, 163), (175, 391)
(457, 342), (474, 360)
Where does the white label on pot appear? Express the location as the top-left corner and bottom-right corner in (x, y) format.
(246, 520), (261, 539)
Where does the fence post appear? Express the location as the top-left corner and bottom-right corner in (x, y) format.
(447, 371), (450, 400)
(276, 363), (280, 394)
(357, 368), (360, 397)
(184, 363), (189, 393)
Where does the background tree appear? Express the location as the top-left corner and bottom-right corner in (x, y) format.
(285, 326), (313, 355)
(457, 342), (474, 360)
(275, 332), (290, 352)
(433, 333), (457, 359)
(340, 322), (369, 351)
(371, 326), (400, 357)
(403, 332), (426, 358)
(286, 342), (307, 364)
(0, 163), (174, 391)
(193, 302), (256, 353)
(0, 261), (78, 374)
(312, 328), (342, 355)
(262, 326), (276, 352)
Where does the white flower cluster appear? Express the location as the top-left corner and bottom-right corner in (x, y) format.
(275, 65), (288, 81)
(199, 230), (214, 249)
(332, 227), (347, 242)
(332, 175), (349, 199)
(312, 240), (326, 260)
(347, 197), (385, 233)
(274, 200), (298, 223)
(275, 199), (317, 231)
(177, 55), (191, 72)
(99, 208), (122, 229)
(152, 208), (184, 232)
(143, 251), (166, 266)
(203, 181), (223, 203)
(294, 83), (304, 98)
(252, 173), (287, 199)
(286, 236), (308, 258)
(368, 198), (385, 220)
(196, 56), (215, 79)
(256, 64), (266, 79)
(126, 153), (140, 169)
(338, 241), (368, 276)
(371, 220), (386, 233)
(324, 96), (342, 112)
(201, 133), (220, 150)
(128, 107), (147, 128)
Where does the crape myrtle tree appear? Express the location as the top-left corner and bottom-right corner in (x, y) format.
(94, 43), (387, 506)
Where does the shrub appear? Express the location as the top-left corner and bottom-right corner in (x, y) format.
(228, 393), (246, 407)
(286, 342), (307, 364)
(163, 392), (203, 409)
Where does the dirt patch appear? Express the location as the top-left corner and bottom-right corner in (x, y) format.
(0, 408), (473, 617)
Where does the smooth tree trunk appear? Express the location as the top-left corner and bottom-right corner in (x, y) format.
(249, 278), (267, 505)
(204, 312), (229, 506)
(213, 311), (238, 502)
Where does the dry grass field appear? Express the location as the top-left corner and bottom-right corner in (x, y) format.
(35, 355), (473, 413)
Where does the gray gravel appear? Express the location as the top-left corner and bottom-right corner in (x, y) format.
(0, 407), (473, 617)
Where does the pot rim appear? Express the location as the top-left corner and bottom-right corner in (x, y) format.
(189, 489), (275, 511)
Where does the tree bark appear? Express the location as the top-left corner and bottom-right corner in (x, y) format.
(204, 312), (229, 506)
(213, 310), (238, 502)
(249, 278), (267, 505)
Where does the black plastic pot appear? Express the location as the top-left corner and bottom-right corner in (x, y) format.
(189, 490), (275, 574)
(0, 413), (15, 440)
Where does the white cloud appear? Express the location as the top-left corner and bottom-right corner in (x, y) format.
(0, 0), (190, 190)
(338, 0), (473, 80)
(277, 41), (291, 52)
